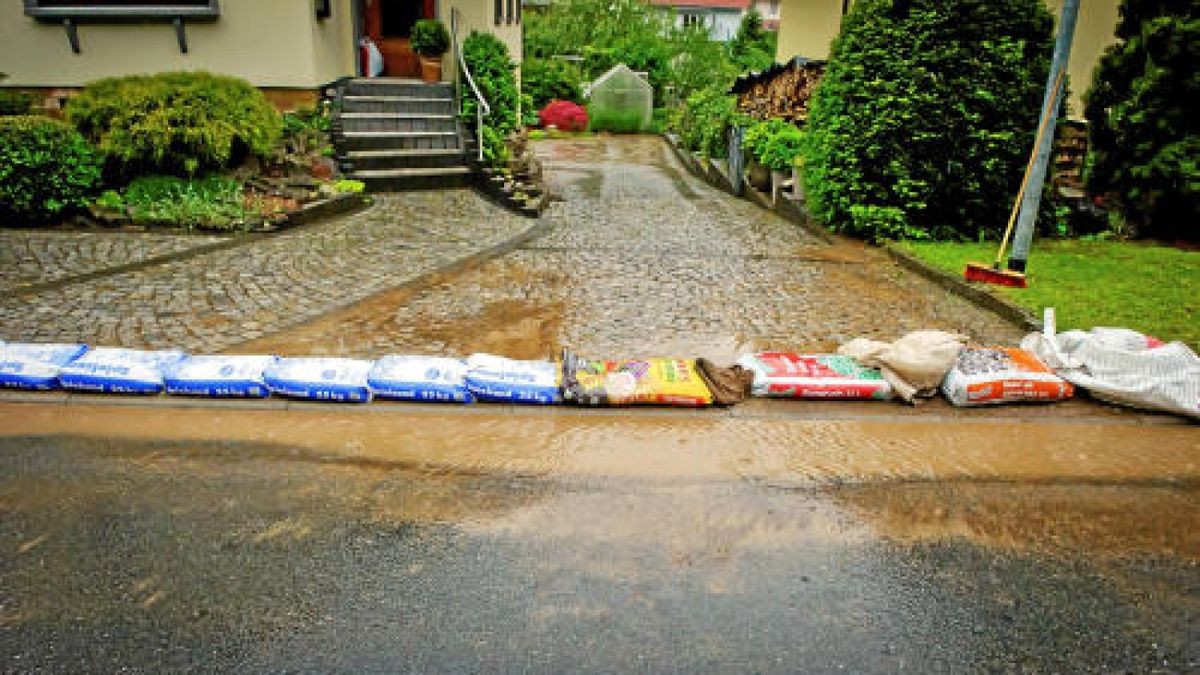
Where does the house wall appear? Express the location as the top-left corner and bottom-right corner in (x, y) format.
(773, 0), (1119, 117)
(0, 0), (355, 89)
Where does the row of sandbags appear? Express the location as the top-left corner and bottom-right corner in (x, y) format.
(1, 327), (1196, 419)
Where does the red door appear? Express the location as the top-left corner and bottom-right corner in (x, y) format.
(364, 0), (437, 78)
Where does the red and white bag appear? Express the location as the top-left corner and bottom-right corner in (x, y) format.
(941, 346), (1073, 406)
(736, 352), (892, 400)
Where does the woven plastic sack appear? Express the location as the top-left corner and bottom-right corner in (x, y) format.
(0, 342), (88, 390)
(562, 350), (713, 407)
(58, 347), (186, 394)
(465, 353), (561, 405)
(369, 355), (474, 403)
(264, 357), (373, 403)
(737, 352), (892, 400)
(941, 346), (1073, 407)
(164, 354), (277, 398)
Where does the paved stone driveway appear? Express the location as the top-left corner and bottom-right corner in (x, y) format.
(0, 192), (532, 353)
(237, 136), (1023, 361)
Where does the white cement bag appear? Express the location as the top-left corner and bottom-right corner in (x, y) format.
(465, 353), (561, 404)
(264, 357), (374, 403)
(0, 342), (88, 390)
(58, 347), (186, 394)
(369, 355), (474, 403)
(163, 354), (278, 398)
(1021, 328), (1200, 420)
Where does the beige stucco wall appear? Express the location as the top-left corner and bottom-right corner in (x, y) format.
(774, 0), (1119, 117)
(443, 0), (524, 71)
(0, 0), (356, 88)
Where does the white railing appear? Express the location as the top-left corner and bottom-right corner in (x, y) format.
(450, 7), (491, 163)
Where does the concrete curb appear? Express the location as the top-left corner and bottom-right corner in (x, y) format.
(882, 243), (1041, 333)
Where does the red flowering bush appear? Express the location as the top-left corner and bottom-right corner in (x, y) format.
(538, 100), (588, 132)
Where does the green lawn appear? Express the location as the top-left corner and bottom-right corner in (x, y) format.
(897, 240), (1200, 350)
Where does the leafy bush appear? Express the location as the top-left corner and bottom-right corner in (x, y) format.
(332, 179), (365, 194)
(0, 89), (35, 116)
(462, 32), (519, 166)
(803, 0), (1055, 241)
(671, 85), (740, 158)
(589, 107), (645, 133)
(411, 19), (450, 57)
(67, 71), (282, 178)
(0, 115), (101, 223)
(522, 58), (584, 110)
(743, 118), (804, 170)
(539, 100), (589, 131)
(121, 174), (251, 230)
(1084, 0), (1198, 240)
(728, 10), (776, 73)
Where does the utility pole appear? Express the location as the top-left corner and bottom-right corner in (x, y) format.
(1008, 0), (1081, 273)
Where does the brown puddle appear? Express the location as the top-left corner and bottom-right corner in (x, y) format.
(3, 403), (1196, 486)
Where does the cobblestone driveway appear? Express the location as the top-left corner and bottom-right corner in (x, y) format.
(237, 136), (1023, 360)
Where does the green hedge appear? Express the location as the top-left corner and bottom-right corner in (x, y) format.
(1084, 0), (1198, 240)
(67, 71), (281, 177)
(522, 58), (584, 111)
(803, 0), (1055, 241)
(0, 115), (101, 223)
(462, 32), (519, 166)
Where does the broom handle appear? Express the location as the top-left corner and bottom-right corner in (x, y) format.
(995, 69), (1066, 267)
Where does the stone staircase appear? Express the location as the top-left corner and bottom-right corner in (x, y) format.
(332, 78), (473, 192)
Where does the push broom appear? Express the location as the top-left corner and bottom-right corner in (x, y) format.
(964, 70), (1066, 289)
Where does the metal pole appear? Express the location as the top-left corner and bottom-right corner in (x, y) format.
(1008, 0), (1080, 273)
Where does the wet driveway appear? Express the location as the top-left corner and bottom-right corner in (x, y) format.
(1, 136), (1197, 672)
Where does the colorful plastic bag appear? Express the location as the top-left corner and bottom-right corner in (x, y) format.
(941, 346), (1073, 406)
(562, 350), (714, 406)
(736, 352), (892, 400)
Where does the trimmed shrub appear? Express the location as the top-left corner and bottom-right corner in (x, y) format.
(411, 19), (450, 57)
(743, 118), (804, 170)
(0, 115), (101, 223)
(803, 0), (1055, 241)
(522, 58), (584, 111)
(539, 100), (588, 131)
(67, 71), (282, 177)
(462, 32), (519, 166)
(1084, 0), (1198, 240)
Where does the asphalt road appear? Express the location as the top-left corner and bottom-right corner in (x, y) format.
(1, 431), (1196, 673)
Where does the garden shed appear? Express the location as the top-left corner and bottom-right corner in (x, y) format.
(584, 64), (653, 133)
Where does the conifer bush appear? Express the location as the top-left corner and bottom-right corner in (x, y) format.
(802, 0), (1055, 240)
(1084, 0), (1198, 240)
(67, 71), (281, 178)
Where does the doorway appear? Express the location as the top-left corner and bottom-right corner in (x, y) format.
(363, 0), (437, 78)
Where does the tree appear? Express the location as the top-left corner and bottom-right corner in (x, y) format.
(729, 9), (776, 72)
(1084, 0), (1198, 240)
(802, 0), (1056, 240)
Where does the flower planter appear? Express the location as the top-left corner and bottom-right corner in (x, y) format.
(418, 55), (443, 83)
(746, 159), (771, 193)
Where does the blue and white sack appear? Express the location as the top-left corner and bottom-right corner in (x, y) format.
(263, 357), (374, 403)
(0, 342), (88, 390)
(369, 355), (474, 403)
(465, 353), (561, 404)
(58, 347), (186, 394)
(164, 354), (278, 398)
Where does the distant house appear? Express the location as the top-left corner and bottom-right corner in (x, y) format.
(772, 0), (1119, 117)
(0, 0), (523, 110)
(650, 0), (751, 42)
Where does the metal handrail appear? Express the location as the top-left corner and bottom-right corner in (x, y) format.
(450, 7), (491, 163)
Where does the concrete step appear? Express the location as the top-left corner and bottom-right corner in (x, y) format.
(343, 78), (452, 99)
(339, 130), (461, 151)
(338, 113), (457, 134)
(341, 96), (455, 115)
(350, 166), (474, 192)
(342, 148), (465, 171)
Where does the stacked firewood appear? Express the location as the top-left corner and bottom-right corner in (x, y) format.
(736, 63), (825, 124)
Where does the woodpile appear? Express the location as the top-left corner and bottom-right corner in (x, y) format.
(735, 63), (825, 124)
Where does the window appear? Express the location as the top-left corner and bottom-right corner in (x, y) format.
(24, 0), (221, 19)
(682, 13), (706, 29)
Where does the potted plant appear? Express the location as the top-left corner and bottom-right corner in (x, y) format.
(759, 123), (804, 203)
(411, 19), (450, 83)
